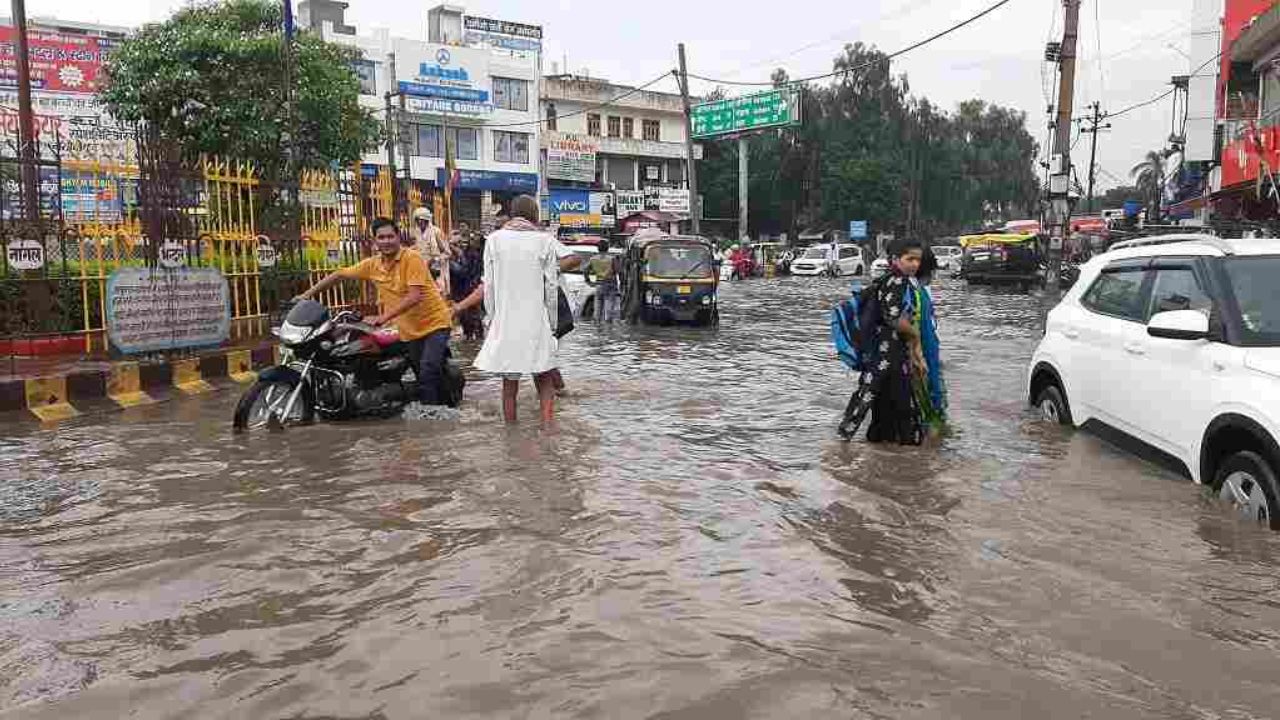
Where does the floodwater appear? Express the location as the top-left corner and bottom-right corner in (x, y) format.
(3, 277), (1280, 719)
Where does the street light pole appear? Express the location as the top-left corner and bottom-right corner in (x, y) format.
(11, 0), (38, 221)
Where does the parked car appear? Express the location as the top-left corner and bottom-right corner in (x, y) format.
(790, 244), (865, 277)
(932, 245), (964, 271)
(1028, 234), (1280, 529)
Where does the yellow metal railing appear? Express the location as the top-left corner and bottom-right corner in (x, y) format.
(47, 154), (384, 354)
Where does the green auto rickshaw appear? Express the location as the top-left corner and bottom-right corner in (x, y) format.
(621, 232), (719, 326)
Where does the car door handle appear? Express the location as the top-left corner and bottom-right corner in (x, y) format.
(1063, 328), (1080, 339)
(1124, 343), (1146, 356)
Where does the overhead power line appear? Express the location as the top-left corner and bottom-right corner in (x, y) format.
(685, 0), (1016, 87)
(1105, 49), (1222, 121)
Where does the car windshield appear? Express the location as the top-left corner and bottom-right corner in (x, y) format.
(802, 248), (827, 259)
(1225, 256), (1280, 346)
(645, 244), (713, 278)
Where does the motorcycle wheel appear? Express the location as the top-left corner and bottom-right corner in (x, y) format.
(233, 378), (315, 431)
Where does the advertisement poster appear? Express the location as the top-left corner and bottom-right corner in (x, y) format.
(106, 267), (231, 354)
(616, 190), (645, 217)
(549, 188), (614, 228)
(393, 41), (495, 116)
(658, 187), (691, 214)
(62, 175), (123, 223)
(590, 191), (615, 228)
(544, 133), (598, 182)
(0, 26), (113, 94)
(643, 185), (661, 211)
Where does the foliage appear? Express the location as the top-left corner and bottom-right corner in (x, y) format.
(1130, 151), (1165, 220)
(699, 44), (1040, 239)
(98, 0), (381, 177)
(1097, 185), (1142, 210)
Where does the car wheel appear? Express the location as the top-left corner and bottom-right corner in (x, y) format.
(1034, 384), (1072, 426)
(1213, 451), (1280, 530)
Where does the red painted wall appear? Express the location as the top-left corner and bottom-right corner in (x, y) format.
(1220, 0), (1277, 118)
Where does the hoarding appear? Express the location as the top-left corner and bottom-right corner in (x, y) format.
(549, 188), (614, 227)
(691, 88), (801, 139)
(616, 190), (645, 216)
(544, 133), (598, 182)
(0, 26), (114, 94)
(658, 187), (690, 213)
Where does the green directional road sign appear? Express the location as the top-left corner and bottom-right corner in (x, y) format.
(691, 88), (801, 139)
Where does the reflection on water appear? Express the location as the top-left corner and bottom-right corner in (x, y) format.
(4, 277), (1280, 718)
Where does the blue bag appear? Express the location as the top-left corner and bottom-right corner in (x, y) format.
(830, 281), (880, 371)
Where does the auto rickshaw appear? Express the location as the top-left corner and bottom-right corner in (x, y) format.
(957, 232), (1044, 289)
(621, 232), (719, 326)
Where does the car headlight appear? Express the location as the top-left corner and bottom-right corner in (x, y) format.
(276, 321), (312, 345)
(701, 295), (712, 305)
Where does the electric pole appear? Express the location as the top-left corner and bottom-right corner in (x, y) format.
(11, 0), (38, 221)
(738, 137), (748, 243)
(1078, 100), (1111, 215)
(677, 43), (700, 234)
(1046, 0), (1081, 291)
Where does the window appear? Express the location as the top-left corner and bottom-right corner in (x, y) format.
(1082, 267), (1149, 321)
(545, 103), (557, 131)
(623, 117), (634, 138)
(1224, 256), (1280, 346)
(353, 58), (377, 96)
(839, 247), (860, 260)
(1147, 267), (1212, 319)
(494, 130), (529, 164)
(642, 119), (660, 141)
(492, 77), (529, 111)
(587, 113), (601, 137)
(607, 116), (621, 137)
(414, 125), (477, 160)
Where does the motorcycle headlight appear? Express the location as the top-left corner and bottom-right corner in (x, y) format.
(277, 321), (312, 345)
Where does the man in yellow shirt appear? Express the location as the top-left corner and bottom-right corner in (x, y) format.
(296, 217), (454, 405)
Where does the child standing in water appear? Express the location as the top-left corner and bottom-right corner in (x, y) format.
(838, 238), (947, 444)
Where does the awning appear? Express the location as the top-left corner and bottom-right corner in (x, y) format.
(1233, 4), (1280, 64)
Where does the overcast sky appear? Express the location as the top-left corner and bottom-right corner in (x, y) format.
(50, 0), (1200, 192)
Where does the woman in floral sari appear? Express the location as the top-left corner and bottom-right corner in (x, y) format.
(837, 239), (946, 444)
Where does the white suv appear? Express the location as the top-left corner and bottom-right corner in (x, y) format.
(1028, 234), (1280, 529)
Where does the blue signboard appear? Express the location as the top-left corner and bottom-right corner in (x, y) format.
(437, 168), (538, 193)
(548, 188), (590, 216)
(849, 220), (868, 239)
(398, 80), (489, 103)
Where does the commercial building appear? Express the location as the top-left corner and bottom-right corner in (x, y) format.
(304, 1), (542, 231)
(539, 74), (701, 235)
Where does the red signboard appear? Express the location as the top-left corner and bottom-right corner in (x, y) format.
(0, 26), (113, 95)
(1222, 124), (1280, 188)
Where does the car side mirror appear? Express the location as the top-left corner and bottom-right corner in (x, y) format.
(1148, 309), (1210, 341)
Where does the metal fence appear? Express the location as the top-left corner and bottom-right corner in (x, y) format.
(1, 134), (401, 357)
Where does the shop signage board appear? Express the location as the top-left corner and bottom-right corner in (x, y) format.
(106, 267), (231, 354)
(616, 190), (645, 216)
(545, 133), (598, 182)
(437, 168), (538, 193)
(849, 220), (867, 239)
(5, 239), (44, 270)
(394, 42), (496, 116)
(549, 188), (615, 228)
(658, 187), (691, 213)
(463, 16), (542, 39)
(691, 88), (801, 139)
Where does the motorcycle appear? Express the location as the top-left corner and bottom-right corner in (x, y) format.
(232, 299), (464, 431)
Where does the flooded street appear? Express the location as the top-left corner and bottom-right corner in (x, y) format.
(4, 277), (1280, 718)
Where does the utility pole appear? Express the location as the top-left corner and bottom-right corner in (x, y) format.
(677, 43), (700, 234)
(11, 0), (38, 221)
(1046, 0), (1081, 292)
(1078, 100), (1111, 215)
(738, 137), (748, 243)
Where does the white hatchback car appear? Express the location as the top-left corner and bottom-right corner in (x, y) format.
(790, 244), (865, 276)
(1028, 234), (1280, 529)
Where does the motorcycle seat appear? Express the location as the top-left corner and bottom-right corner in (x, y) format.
(371, 329), (401, 348)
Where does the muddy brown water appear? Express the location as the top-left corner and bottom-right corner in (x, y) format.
(3, 277), (1280, 719)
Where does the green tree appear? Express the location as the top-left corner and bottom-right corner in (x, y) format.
(98, 0), (381, 176)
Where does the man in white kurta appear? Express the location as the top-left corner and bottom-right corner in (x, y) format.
(453, 196), (578, 423)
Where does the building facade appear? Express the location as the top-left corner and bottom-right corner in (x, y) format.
(539, 75), (701, 235)
(306, 1), (542, 231)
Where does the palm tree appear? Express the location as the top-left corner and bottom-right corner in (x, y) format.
(1130, 151), (1165, 222)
